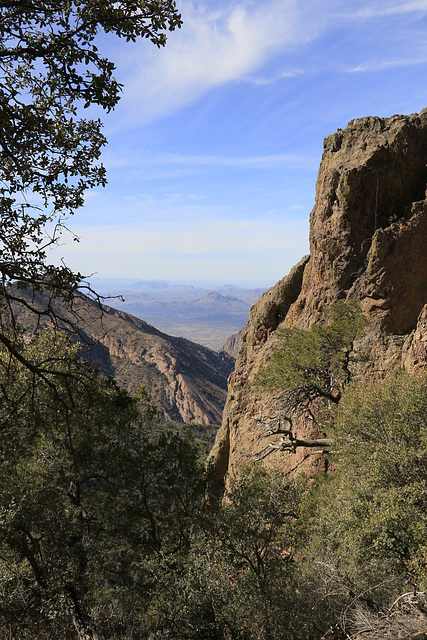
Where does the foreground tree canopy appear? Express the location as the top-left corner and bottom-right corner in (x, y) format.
(0, 331), (207, 639)
(1, 332), (425, 639)
(0, 0), (182, 358)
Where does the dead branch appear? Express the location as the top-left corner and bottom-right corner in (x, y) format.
(249, 392), (335, 462)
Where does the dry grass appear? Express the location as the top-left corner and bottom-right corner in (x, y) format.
(347, 592), (427, 640)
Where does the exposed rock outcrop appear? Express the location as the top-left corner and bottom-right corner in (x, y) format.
(12, 290), (234, 426)
(220, 321), (250, 358)
(210, 109), (427, 487)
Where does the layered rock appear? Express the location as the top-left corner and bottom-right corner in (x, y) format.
(210, 109), (427, 487)
(12, 289), (234, 426)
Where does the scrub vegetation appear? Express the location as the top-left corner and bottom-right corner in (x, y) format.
(0, 326), (426, 639)
(1, 4), (426, 639)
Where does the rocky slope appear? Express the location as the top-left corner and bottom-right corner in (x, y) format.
(210, 109), (427, 486)
(12, 290), (234, 426)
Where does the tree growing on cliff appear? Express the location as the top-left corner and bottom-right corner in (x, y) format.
(331, 372), (427, 591)
(253, 300), (367, 461)
(0, 0), (181, 368)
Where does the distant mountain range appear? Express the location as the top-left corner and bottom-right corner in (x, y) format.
(90, 280), (270, 351)
(11, 289), (235, 426)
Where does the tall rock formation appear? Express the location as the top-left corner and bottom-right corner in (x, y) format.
(210, 109), (427, 487)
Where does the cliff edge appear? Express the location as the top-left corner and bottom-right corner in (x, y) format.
(210, 109), (427, 487)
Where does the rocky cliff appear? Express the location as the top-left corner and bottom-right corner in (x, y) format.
(12, 290), (234, 426)
(220, 321), (250, 358)
(210, 109), (427, 486)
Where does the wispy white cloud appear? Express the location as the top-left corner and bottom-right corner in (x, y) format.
(69, 219), (306, 255)
(154, 152), (315, 169)
(340, 2), (427, 74)
(348, 56), (427, 72)
(111, 0), (427, 127)
(53, 216), (310, 280)
(243, 69), (305, 85)
(355, 0), (427, 17)
(115, 0), (320, 125)
(102, 149), (317, 171)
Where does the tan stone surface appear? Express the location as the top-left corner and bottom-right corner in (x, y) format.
(209, 109), (427, 487)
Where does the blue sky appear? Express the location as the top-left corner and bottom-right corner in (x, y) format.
(55, 0), (427, 284)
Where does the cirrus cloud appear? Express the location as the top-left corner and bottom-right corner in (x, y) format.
(111, 0), (427, 127)
(116, 0), (318, 125)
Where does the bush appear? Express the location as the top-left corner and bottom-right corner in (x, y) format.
(255, 300), (367, 403)
(300, 372), (427, 634)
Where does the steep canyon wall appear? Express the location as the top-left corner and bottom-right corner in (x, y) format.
(210, 109), (427, 487)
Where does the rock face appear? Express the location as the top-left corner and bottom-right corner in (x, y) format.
(220, 321), (250, 358)
(210, 109), (427, 487)
(12, 290), (234, 426)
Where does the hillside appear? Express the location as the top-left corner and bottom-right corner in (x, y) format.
(11, 289), (234, 426)
(210, 109), (427, 485)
